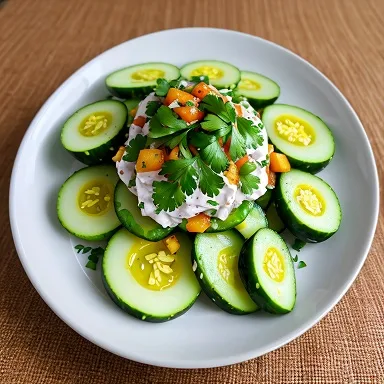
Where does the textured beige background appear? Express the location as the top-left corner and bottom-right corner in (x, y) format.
(1, 0), (383, 382)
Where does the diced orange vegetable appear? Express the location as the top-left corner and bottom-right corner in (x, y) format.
(167, 146), (179, 161)
(234, 104), (243, 116)
(163, 235), (180, 254)
(189, 145), (199, 156)
(112, 146), (125, 162)
(235, 155), (249, 170)
(174, 106), (204, 123)
(186, 213), (211, 233)
(266, 166), (276, 188)
(129, 107), (137, 117)
(268, 144), (274, 154)
(165, 88), (196, 106)
(224, 161), (239, 185)
(270, 152), (291, 173)
(136, 149), (164, 172)
(192, 82), (211, 99)
(133, 115), (146, 128)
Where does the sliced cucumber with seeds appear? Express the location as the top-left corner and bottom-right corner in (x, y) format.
(123, 99), (140, 126)
(262, 104), (335, 173)
(235, 203), (268, 239)
(234, 71), (280, 109)
(57, 165), (121, 241)
(102, 229), (200, 322)
(193, 230), (259, 314)
(61, 100), (128, 165)
(256, 189), (273, 210)
(106, 63), (180, 99)
(275, 169), (342, 242)
(266, 202), (286, 234)
(239, 228), (296, 314)
(178, 200), (253, 233)
(180, 60), (241, 89)
(114, 181), (173, 241)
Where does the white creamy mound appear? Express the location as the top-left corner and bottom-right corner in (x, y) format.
(116, 93), (269, 228)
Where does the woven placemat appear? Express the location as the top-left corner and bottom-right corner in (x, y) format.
(1, 0), (383, 382)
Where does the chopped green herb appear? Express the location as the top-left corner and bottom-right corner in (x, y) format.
(292, 239), (306, 252)
(201, 114), (230, 132)
(207, 200), (219, 206)
(138, 202), (144, 209)
(155, 78), (170, 96)
(85, 260), (97, 270)
(292, 254), (298, 262)
(90, 247), (104, 257)
(185, 100), (195, 107)
(145, 101), (161, 117)
(229, 125), (246, 162)
(199, 95), (236, 123)
(210, 209), (217, 215)
(240, 173), (260, 195)
(128, 178), (136, 188)
(142, 161), (146, 169)
(298, 261), (307, 269)
(74, 244), (84, 253)
(152, 181), (185, 212)
(122, 135), (146, 162)
(88, 253), (99, 263)
(237, 117), (264, 149)
(148, 106), (188, 138)
(82, 246), (92, 254)
(199, 138), (228, 173)
(191, 75), (209, 84)
(260, 154), (270, 167)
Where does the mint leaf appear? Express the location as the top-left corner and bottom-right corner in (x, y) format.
(155, 78), (170, 96)
(145, 101), (161, 117)
(122, 134), (146, 162)
(229, 126), (246, 162)
(152, 181), (185, 212)
(240, 173), (260, 195)
(201, 114), (230, 132)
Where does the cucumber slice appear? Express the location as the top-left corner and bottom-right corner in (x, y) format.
(114, 181), (173, 241)
(102, 229), (200, 322)
(262, 104), (335, 173)
(57, 165), (121, 240)
(180, 60), (241, 89)
(275, 169), (342, 242)
(123, 99), (140, 125)
(235, 203), (268, 239)
(234, 71), (280, 109)
(256, 189), (273, 210)
(106, 63), (180, 99)
(193, 230), (258, 314)
(266, 202), (286, 233)
(239, 228), (296, 314)
(178, 200), (253, 233)
(61, 100), (128, 165)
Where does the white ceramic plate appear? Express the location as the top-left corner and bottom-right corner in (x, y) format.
(10, 28), (379, 368)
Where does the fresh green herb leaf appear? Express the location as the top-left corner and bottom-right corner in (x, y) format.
(145, 101), (161, 116)
(152, 181), (185, 212)
(199, 139), (228, 173)
(90, 247), (104, 256)
(179, 136), (192, 159)
(74, 244), (84, 253)
(292, 254), (299, 262)
(212, 123), (232, 138)
(201, 114), (230, 132)
(237, 117), (264, 149)
(122, 135), (146, 162)
(148, 107), (188, 138)
(128, 178), (136, 188)
(197, 158), (224, 197)
(88, 253), (100, 263)
(207, 200), (219, 206)
(191, 75), (209, 84)
(166, 129), (192, 149)
(229, 126), (246, 162)
(298, 261), (307, 269)
(240, 173), (260, 195)
(85, 260), (97, 270)
(138, 202), (144, 209)
(189, 131), (216, 148)
(260, 155), (270, 167)
(155, 78), (170, 96)
(159, 158), (198, 195)
(239, 161), (257, 176)
(185, 100), (195, 107)
(210, 209), (217, 215)
(292, 239), (306, 252)
(82, 246), (92, 254)
(199, 95), (236, 123)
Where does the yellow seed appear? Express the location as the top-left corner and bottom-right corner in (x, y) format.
(148, 272), (156, 285)
(158, 254), (174, 263)
(88, 199), (99, 207)
(145, 253), (157, 261)
(81, 200), (93, 208)
(104, 195), (111, 202)
(157, 263), (173, 274)
(85, 189), (96, 194)
(154, 269), (162, 281)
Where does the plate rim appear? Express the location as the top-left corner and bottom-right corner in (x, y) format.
(9, 27), (380, 368)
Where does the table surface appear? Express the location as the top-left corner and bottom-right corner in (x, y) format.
(1, 0), (383, 382)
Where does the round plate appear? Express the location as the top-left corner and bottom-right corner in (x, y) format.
(9, 28), (379, 368)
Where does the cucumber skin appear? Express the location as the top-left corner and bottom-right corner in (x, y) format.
(234, 92), (278, 110)
(114, 183), (174, 241)
(238, 232), (296, 314)
(274, 180), (338, 243)
(256, 189), (273, 210)
(266, 202), (286, 234)
(107, 85), (154, 100)
(178, 200), (253, 233)
(102, 265), (199, 323)
(192, 235), (258, 315)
